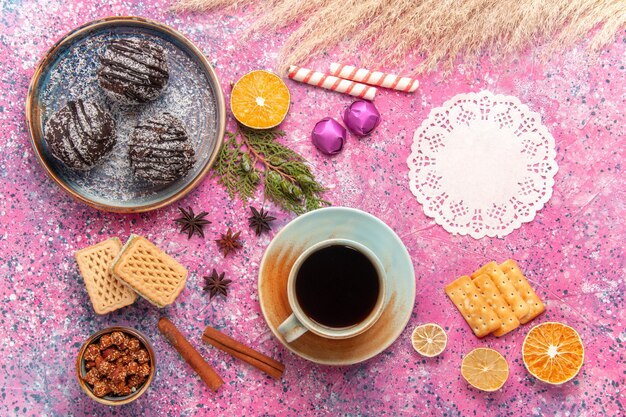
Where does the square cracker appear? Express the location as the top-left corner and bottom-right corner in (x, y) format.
(500, 259), (545, 324)
(472, 274), (520, 337)
(112, 235), (188, 308)
(445, 275), (501, 338)
(75, 237), (137, 314)
(472, 262), (530, 320)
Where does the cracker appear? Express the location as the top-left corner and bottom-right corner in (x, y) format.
(111, 235), (188, 308)
(75, 237), (137, 314)
(500, 259), (545, 324)
(472, 274), (520, 337)
(472, 262), (530, 320)
(445, 275), (501, 338)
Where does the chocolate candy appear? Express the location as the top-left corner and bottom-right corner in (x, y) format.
(129, 113), (195, 184)
(44, 100), (116, 170)
(342, 100), (381, 136)
(311, 118), (346, 155)
(98, 38), (169, 105)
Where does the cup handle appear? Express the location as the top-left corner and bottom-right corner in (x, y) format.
(277, 313), (308, 343)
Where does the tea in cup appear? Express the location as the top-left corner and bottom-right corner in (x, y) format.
(278, 239), (387, 342)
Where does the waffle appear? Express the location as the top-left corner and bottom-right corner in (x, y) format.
(111, 235), (188, 308)
(75, 237), (137, 314)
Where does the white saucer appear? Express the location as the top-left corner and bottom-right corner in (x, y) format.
(258, 207), (416, 365)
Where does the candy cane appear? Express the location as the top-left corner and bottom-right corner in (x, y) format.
(287, 65), (377, 101)
(329, 63), (419, 93)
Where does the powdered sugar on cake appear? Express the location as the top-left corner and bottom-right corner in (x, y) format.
(40, 31), (218, 203)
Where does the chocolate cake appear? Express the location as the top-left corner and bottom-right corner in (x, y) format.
(44, 99), (117, 171)
(129, 113), (195, 184)
(98, 38), (169, 105)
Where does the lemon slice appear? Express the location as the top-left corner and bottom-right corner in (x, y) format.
(230, 70), (290, 129)
(461, 347), (509, 391)
(411, 323), (447, 357)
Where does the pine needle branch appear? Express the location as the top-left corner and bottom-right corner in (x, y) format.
(212, 125), (330, 214)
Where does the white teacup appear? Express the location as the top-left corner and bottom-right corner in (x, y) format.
(277, 238), (387, 343)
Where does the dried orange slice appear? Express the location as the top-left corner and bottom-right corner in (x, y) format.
(411, 323), (447, 357)
(461, 347), (509, 391)
(230, 70), (290, 129)
(522, 321), (584, 385)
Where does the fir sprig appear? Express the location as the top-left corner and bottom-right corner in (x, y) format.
(212, 125), (329, 214)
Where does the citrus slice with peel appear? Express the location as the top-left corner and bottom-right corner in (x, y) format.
(461, 347), (509, 391)
(411, 323), (447, 357)
(230, 70), (290, 129)
(522, 321), (584, 385)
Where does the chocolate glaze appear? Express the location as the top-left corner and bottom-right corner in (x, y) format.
(98, 38), (169, 105)
(44, 99), (116, 171)
(129, 113), (195, 184)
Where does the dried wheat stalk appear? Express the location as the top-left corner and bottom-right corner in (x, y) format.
(173, 0), (626, 75)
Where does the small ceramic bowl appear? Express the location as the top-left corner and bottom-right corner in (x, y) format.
(76, 326), (155, 406)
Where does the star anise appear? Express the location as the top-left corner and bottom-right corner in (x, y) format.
(216, 228), (243, 257)
(175, 207), (211, 239)
(203, 269), (232, 299)
(248, 206), (277, 236)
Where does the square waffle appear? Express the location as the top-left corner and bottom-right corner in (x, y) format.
(75, 237), (137, 314)
(111, 235), (188, 308)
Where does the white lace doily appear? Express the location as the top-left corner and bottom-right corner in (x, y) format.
(407, 91), (558, 238)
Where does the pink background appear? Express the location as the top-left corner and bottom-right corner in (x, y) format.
(1, 1), (625, 416)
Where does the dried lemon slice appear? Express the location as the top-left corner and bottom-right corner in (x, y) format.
(522, 322), (584, 385)
(461, 347), (509, 391)
(230, 70), (290, 129)
(411, 323), (447, 357)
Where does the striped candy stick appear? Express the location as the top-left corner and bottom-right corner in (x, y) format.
(287, 65), (377, 100)
(329, 63), (419, 93)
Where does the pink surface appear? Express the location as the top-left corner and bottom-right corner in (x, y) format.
(1, 1), (625, 416)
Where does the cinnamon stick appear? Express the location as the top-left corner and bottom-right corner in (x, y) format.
(202, 325), (285, 379)
(158, 317), (224, 391)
